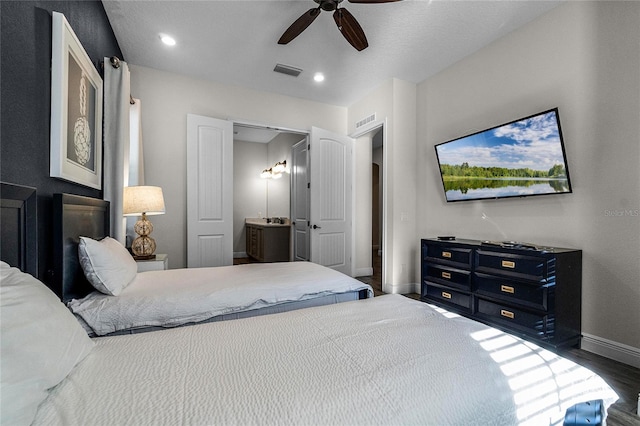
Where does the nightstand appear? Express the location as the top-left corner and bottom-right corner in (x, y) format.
(136, 254), (168, 272)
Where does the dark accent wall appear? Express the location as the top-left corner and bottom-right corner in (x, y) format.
(1, 1), (122, 282)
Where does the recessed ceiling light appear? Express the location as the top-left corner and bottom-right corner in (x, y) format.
(160, 34), (176, 46)
(313, 72), (325, 83)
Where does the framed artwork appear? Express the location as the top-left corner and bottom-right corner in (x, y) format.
(50, 11), (103, 189)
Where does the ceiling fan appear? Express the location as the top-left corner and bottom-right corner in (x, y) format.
(278, 0), (401, 51)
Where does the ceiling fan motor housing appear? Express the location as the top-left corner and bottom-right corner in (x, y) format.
(315, 0), (342, 12)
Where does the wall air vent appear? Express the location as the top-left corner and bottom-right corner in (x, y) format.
(274, 64), (302, 77)
(356, 113), (376, 129)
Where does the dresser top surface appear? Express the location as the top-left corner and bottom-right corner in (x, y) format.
(422, 238), (580, 254)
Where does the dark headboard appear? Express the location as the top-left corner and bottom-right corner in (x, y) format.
(53, 193), (109, 302)
(0, 182), (37, 276)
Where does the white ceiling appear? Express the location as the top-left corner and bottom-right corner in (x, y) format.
(233, 124), (282, 143)
(102, 0), (562, 108)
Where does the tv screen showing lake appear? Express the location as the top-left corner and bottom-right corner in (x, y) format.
(435, 109), (572, 202)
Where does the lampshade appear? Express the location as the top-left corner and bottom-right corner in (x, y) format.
(123, 186), (165, 216)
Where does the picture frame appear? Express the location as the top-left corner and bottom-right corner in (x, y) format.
(50, 11), (103, 189)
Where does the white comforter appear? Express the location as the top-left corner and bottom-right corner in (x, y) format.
(68, 261), (373, 336)
(37, 295), (617, 425)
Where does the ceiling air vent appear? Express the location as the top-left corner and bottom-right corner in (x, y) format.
(274, 63), (302, 77)
(356, 113), (376, 129)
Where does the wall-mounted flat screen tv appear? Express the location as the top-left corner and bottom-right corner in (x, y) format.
(435, 108), (572, 202)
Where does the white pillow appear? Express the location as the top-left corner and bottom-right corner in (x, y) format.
(0, 261), (94, 426)
(78, 236), (137, 296)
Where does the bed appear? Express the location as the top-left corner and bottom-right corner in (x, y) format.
(0, 183), (619, 425)
(2, 263), (619, 426)
(0, 182), (37, 277)
(52, 193), (372, 336)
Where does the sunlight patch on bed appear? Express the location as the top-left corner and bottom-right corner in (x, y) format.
(468, 326), (618, 425)
(426, 303), (461, 318)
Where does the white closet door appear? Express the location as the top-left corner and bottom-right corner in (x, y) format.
(309, 127), (353, 276)
(186, 114), (233, 268)
(291, 138), (310, 261)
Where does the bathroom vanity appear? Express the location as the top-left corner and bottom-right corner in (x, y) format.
(245, 218), (291, 262)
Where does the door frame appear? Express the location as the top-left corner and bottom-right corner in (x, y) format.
(350, 119), (387, 290)
(232, 120), (307, 139)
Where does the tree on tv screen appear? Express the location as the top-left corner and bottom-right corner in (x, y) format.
(440, 163), (566, 179)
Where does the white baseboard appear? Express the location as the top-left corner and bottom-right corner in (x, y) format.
(385, 282), (418, 295)
(354, 267), (373, 277)
(581, 332), (640, 369)
(233, 251), (247, 259)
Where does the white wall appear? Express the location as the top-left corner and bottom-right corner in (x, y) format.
(416, 1), (640, 363)
(354, 133), (373, 277)
(266, 133), (303, 219)
(233, 140), (267, 256)
(130, 65), (347, 269)
(348, 79), (418, 294)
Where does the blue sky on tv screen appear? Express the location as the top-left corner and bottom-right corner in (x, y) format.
(436, 111), (566, 172)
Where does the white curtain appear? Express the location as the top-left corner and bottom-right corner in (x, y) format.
(125, 99), (145, 245)
(103, 58), (145, 245)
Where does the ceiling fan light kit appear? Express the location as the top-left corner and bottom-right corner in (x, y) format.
(278, 0), (401, 51)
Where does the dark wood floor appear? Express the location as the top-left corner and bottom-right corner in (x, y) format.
(235, 254), (640, 424)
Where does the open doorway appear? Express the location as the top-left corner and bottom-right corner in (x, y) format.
(231, 123), (355, 276)
(371, 131), (383, 295)
(353, 124), (385, 296)
(231, 123), (305, 263)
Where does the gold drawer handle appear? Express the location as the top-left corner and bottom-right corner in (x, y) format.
(500, 285), (515, 294)
(442, 251), (452, 258)
(441, 271), (451, 279)
(501, 260), (516, 269)
(442, 291), (452, 299)
(500, 309), (515, 319)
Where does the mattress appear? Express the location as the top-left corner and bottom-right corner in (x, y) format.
(36, 295), (617, 425)
(68, 261), (373, 336)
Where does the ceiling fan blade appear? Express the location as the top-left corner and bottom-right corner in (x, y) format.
(278, 7), (321, 45)
(347, 0), (402, 3)
(333, 8), (368, 51)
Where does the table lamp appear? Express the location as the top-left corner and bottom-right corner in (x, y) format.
(123, 185), (165, 259)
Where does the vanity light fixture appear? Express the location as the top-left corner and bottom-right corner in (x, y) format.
(260, 168), (273, 179)
(272, 160), (287, 174)
(260, 160), (287, 179)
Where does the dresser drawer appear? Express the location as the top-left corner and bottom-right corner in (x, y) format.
(475, 272), (548, 311)
(424, 285), (471, 312)
(476, 250), (547, 281)
(424, 243), (473, 268)
(424, 264), (471, 291)
(476, 298), (551, 339)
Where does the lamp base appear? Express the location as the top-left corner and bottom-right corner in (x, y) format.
(133, 254), (156, 261)
(131, 232), (157, 259)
